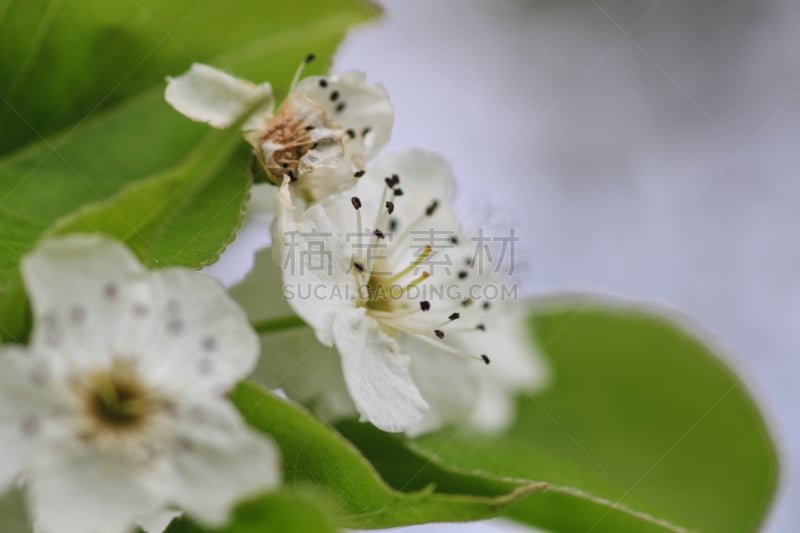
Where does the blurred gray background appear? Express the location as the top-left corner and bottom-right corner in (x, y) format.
(215, 0), (800, 531)
(337, 1), (800, 531)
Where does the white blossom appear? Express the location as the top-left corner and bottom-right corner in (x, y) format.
(0, 235), (280, 533)
(237, 150), (549, 434)
(165, 62), (393, 204)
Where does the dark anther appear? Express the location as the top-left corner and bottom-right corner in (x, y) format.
(393, 188), (404, 196)
(354, 170), (366, 178)
(305, 53), (316, 63)
(482, 301), (491, 310)
(450, 235), (459, 245)
(458, 270), (468, 280)
(354, 262), (365, 273)
(319, 78), (328, 88)
(351, 196), (362, 210)
(476, 323), (486, 332)
(330, 90), (340, 102)
(465, 257), (473, 266)
(391, 173), (400, 185)
(420, 301), (431, 312)
(434, 329), (445, 339)
(461, 298), (473, 307)
(373, 229), (385, 239)
(389, 218), (398, 231)
(385, 201), (395, 214)
(336, 102), (346, 113)
(287, 170), (296, 182)
(281, 162), (289, 169)
(362, 127), (371, 137)
(384, 177), (394, 188)
(425, 200), (439, 217)
(346, 128), (356, 139)
(305, 125), (315, 131)
(448, 312), (460, 321)
(481, 354), (491, 365)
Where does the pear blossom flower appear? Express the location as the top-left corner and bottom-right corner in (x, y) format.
(238, 150), (548, 434)
(165, 61), (393, 204)
(0, 235), (279, 533)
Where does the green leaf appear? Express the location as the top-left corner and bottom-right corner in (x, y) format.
(342, 297), (779, 533)
(231, 381), (543, 529)
(0, 0), (376, 339)
(164, 489), (340, 533)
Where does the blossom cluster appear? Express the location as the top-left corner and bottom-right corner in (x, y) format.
(0, 58), (548, 533)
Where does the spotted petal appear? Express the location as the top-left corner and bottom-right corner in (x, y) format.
(296, 70), (393, 161)
(162, 400), (280, 526)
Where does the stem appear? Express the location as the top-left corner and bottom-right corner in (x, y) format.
(251, 315), (307, 335)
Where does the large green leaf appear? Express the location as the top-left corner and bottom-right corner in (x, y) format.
(341, 297), (779, 533)
(231, 381), (543, 529)
(0, 0), (376, 339)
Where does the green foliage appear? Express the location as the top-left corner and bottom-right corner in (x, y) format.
(165, 489), (340, 533)
(0, 0), (376, 340)
(231, 381), (543, 529)
(341, 298), (779, 533)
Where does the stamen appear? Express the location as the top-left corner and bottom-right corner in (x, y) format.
(351, 196), (362, 210)
(385, 201), (395, 214)
(448, 312), (460, 321)
(476, 323), (486, 331)
(336, 102), (346, 113)
(481, 354), (491, 365)
(373, 229), (385, 240)
(319, 79), (328, 88)
(354, 170), (366, 178)
(450, 235), (459, 245)
(482, 301), (491, 310)
(434, 329), (445, 339)
(346, 128), (356, 139)
(393, 188), (404, 196)
(305, 125), (315, 131)
(330, 90), (340, 102)
(290, 53), (315, 90)
(389, 245), (432, 283)
(425, 200), (440, 217)
(462, 299), (473, 307)
(457, 270), (468, 280)
(420, 301), (431, 312)
(402, 271), (430, 292)
(384, 177), (394, 188)
(389, 218), (398, 232)
(353, 261), (365, 273)
(362, 127), (371, 137)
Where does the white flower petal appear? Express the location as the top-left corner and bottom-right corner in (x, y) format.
(26, 451), (166, 533)
(359, 150), (456, 205)
(137, 509), (182, 533)
(0, 347), (60, 492)
(165, 63), (274, 130)
(400, 336), (480, 437)
(22, 234), (149, 374)
(296, 71), (393, 160)
(164, 400), (280, 526)
(333, 308), (428, 432)
(137, 268), (260, 395)
(272, 187), (358, 346)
